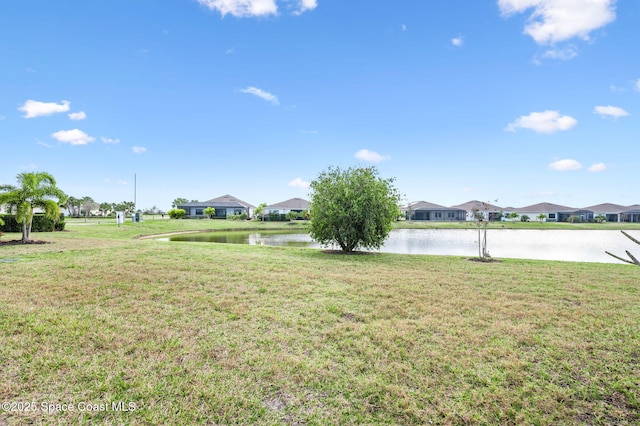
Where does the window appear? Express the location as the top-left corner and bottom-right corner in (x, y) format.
(195, 208), (203, 216)
(548, 213), (556, 219)
(435, 212), (442, 218)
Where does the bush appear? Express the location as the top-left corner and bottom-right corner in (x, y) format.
(0, 214), (65, 232)
(520, 215), (530, 222)
(167, 209), (186, 219)
(309, 166), (401, 253)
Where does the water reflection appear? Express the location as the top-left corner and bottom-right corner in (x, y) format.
(167, 229), (639, 264)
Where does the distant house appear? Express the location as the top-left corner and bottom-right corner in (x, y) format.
(622, 205), (640, 223)
(514, 202), (594, 222)
(405, 201), (466, 221)
(177, 194), (254, 219)
(451, 200), (503, 221)
(584, 203), (626, 222)
(265, 198), (309, 220)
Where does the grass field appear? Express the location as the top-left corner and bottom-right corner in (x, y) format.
(1, 220), (639, 424)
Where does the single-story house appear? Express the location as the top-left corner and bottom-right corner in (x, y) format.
(514, 202), (574, 222)
(265, 198), (309, 220)
(622, 205), (640, 223)
(584, 203), (627, 222)
(405, 201), (466, 221)
(451, 200), (503, 221)
(177, 194), (254, 219)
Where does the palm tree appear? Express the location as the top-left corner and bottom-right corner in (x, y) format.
(0, 172), (65, 242)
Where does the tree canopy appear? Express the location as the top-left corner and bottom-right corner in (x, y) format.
(309, 166), (401, 253)
(0, 171), (65, 242)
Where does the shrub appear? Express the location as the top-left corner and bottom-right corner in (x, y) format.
(168, 209), (186, 219)
(0, 214), (65, 232)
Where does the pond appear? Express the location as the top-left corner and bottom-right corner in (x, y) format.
(163, 229), (639, 264)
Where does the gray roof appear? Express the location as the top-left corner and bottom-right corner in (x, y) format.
(265, 197), (309, 210)
(624, 204), (640, 213)
(515, 202), (576, 213)
(451, 200), (503, 211)
(178, 194), (255, 209)
(408, 201), (465, 211)
(584, 203), (627, 213)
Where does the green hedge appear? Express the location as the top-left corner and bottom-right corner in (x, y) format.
(0, 214), (66, 232)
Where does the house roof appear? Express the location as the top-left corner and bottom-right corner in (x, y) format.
(583, 203), (626, 213)
(515, 202), (576, 213)
(178, 194), (255, 209)
(408, 201), (465, 211)
(451, 200), (503, 211)
(265, 197), (309, 210)
(624, 204), (640, 213)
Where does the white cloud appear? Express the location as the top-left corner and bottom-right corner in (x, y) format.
(197, 0), (316, 17)
(293, 0), (317, 15)
(610, 84), (624, 92)
(498, 0), (616, 45)
(451, 36), (464, 47)
(594, 105), (629, 118)
(635, 79), (640, 92)
(288, 177), (310, 189)
(19, 100), (70, 118)
(117, 180), (129, 185)
(132, 146), (147, 154)
(68, 111), (87, 121)
(401, 24), (407, 31)
(588, 162), (607, 172)
(239, 86), (279, 105)
(51, 129), (95, 145)
(506, 110), (577, 134)
(101, 136), (121, 144)
(539, 46), (578, 61)
(463, 187), (477, 193)
(548, 159), (582, 171)
(0, 115), (5, 121)
(37, 139), (54, 148)
(355, 149), (390, 163)
(197, 0), (278, 17)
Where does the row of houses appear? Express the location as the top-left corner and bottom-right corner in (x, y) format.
(177, 195), (640, 223)
(177, 195), (309, 219)
(404, 200), (640, 223)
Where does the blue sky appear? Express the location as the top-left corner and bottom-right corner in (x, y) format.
(2, 0), (638, 211)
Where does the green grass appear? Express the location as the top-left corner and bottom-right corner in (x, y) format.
(1, 220), (639, 424)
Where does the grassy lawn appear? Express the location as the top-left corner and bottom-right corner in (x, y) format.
(1, 220), (639, 424)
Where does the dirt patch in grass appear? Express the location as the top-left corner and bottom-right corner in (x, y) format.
(0, 239), (51, 246)
(466, 256), (501, 263)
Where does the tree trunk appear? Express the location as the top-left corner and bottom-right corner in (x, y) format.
(22, 222), (30, 242)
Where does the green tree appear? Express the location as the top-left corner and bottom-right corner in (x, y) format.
(309, 166), (401, 253)
(520, 215), (530, 222)
(537, 213), (546, 222)
(286, 210), (300, 221)
(0, 172), (65, 242)
(254, 203), (267, 221)
(98, 202), (112, 216)
(203, 207), (216, 219)
(172, 197), (188, 209)
(506, 212), (519, 221)
(66, 196), (81, 217)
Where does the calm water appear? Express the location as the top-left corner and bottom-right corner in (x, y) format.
(165, 229), (640, 264)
